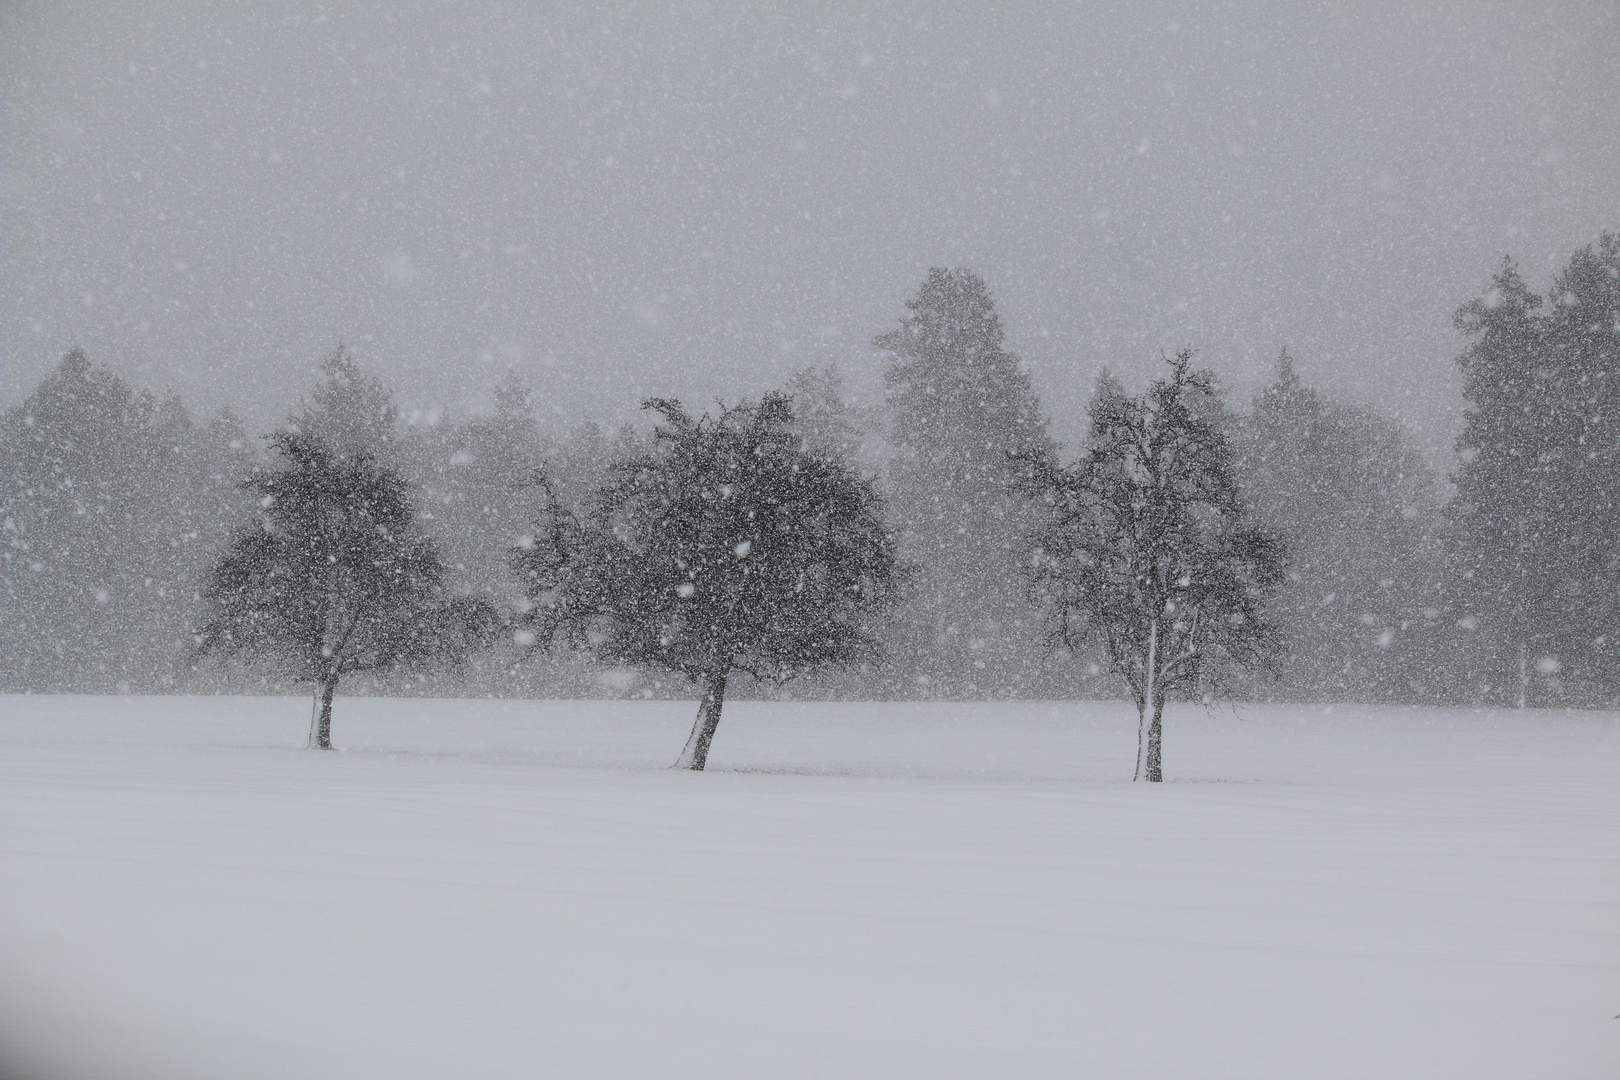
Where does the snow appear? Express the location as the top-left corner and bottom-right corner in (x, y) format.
(3, 695), (1617, 1079)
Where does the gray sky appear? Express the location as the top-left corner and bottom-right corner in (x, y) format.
(4, 2), (1616, 461)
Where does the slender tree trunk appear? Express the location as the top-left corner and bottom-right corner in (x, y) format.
(1144, 695), (1164, 783)
(309, 676), (336, 750)
(1135, 618), (1159, 782)
(1133, 699), (1148, 782)
(674, 671), (727, 771)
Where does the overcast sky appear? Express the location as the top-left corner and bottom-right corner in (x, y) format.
(4, 2), (1616, 460)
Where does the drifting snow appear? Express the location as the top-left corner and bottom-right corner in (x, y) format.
(3, 696), (1616, 1079)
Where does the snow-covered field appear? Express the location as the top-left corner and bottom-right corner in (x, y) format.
(2, 695), (1616, 1080)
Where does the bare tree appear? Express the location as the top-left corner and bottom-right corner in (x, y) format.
(196, 431), (498, 748)
(1017, 351), (1282, 781)
(514, 394), (904, 770)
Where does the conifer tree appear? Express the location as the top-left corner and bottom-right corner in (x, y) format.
(411, 369), (548, 593)
(877, 268), (1052, 695)
(296, 343), (398, 459)
(1234, 349), (1449, 702)
(1, 349), (249, 691)
(1540, 235), (1620, 700)
(1450, 235), (1619, 705)
(785, 365), (865, 463)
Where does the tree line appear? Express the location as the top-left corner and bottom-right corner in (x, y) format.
(4, 235), (1616, 749)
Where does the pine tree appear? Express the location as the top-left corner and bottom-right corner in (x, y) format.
(876, 268), (1052, 696)
(410, 370), (547, 595)
(295, 343), (398, 459)
(1018, 351), (1282, 781)
(515, 394), (904, 770)
(1537, 235), (1619, 701)
(404, 370), (582, 696)
(785, 365), (865, 463)
(197, 431), (497, 748)
(1451, 235), (1619, 706)
(1234, 349), (1450, 702)
(1, 349), (249, 692)
(2, 349), (138, 690)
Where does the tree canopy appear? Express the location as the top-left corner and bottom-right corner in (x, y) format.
(1018, 351), (1282, 780)
(1233, 349), (1450, 703)
(516, 393), (904, 768)
(197, 430), (496, 747)
(1450, 234), (1619, 705)
(876, 267), (1053, 696)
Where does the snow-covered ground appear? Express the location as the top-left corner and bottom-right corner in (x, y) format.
(3, 695), (1616, 1080)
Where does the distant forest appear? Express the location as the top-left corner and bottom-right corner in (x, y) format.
(4, 233), (1615, 707)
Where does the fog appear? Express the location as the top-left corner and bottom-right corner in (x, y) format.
(4, 12), (1618, 1072)
(4, 2), (1617, 459)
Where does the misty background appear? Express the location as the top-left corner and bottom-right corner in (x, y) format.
(3, 2), (1617, 708)
(6, 2), (1616, 461)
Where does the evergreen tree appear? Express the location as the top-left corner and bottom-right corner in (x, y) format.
(197, 431), (497, 748)
(1537, 235), (1620, 701)
(1234, 349), (1452, 702)
(515, 394), (904, 770)
(410, 369), (547, 595)
(785, 365), (865, 463)
(295, 343), (398, 459)
(1450, 235), (1619, 706)
(877, 268), (1053, 696)
(2, 348), (139, 690)
(403, 369), (597, 697)
(1018, 352), (1282, 781)
(483, 371), (548, 484)
(1, 349), (249, 692)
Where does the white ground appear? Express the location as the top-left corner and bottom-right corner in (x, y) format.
(3, 695), (1616, 1080)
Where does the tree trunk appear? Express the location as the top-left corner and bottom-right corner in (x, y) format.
(1144, 696), (1164, 783)
(1135, 617), (1159, 782)
(674, 671), (727, 771)
(309, 676), (336, 750)
(1133, 698), (1148, 782)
